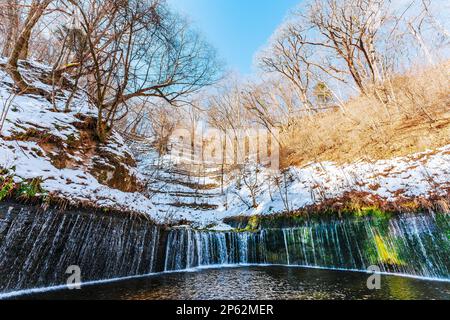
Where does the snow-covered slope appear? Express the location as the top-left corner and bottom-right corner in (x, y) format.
(138, 137), (450, 228)
(1, 59), (449, 229)
(0, 59), (161, 220)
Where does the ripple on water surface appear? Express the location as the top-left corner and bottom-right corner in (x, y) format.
(15, 266), (450, 300)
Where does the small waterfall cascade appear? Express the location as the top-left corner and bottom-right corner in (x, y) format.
(163, 230), (255, 270)
(164, 214), (450, 279)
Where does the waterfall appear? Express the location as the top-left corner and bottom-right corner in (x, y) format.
(0, 203), (162, 293)
(164, 214), (450, 280)
(1, 202), (449, 295)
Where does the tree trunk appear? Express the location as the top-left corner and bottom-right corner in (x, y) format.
(18, 37), (30, 60)
(1, 1), (19, 57)
(252, 194), (258, 208)
(6, 0), (52, 94)
(96, 111), (108, 143)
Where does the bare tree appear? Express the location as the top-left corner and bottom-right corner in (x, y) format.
(4, 0), (53, 94)
(67, 0), (220, 142)
(0, 90), (17, 135)
(259, 23), (315, 112)
(241, 80), (302, 131)
(420, 0), (450, 42)
(240, 161), (260, 209)
(138, 101), (181, 155)
(273, 170), (293, 214)
(305, 0), (392, 95)
(406, 0), (450, 66)
(0, 0), (21, 57)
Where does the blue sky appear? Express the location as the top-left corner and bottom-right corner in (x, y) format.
(167, 0), (300, 75)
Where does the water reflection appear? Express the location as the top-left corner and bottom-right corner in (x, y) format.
(19, 266), (450, 300)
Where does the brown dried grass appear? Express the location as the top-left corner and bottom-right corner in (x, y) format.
(281, 62), (450, 168)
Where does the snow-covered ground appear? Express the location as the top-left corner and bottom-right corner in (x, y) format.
(137, 142), (450, 228)
(1, 59), (449, 229)
(0, 60), (161, 220)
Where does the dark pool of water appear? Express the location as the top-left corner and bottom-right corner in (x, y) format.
(14, 266), (450, 300)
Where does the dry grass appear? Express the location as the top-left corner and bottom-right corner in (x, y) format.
(281, 62), (450, 168)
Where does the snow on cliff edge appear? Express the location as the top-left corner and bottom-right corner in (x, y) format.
(137, 142), (450, 228)
(0, 59), (163, 221)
